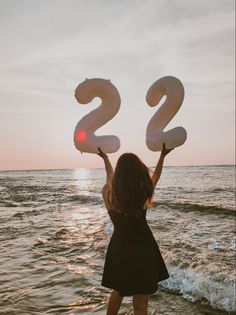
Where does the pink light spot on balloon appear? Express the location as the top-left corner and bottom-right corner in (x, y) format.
(76, 131), (87, 142)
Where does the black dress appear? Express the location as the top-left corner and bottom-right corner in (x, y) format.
(101, 208), (169, 297)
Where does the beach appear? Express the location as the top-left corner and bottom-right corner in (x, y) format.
(0, 166), (235, 314)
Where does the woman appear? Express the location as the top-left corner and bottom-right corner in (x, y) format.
(98, 144), (173, 315)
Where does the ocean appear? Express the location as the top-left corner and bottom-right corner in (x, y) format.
(0, 165), (235, 315)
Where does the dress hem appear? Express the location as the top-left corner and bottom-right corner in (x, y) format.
(101, 283), (159, 297)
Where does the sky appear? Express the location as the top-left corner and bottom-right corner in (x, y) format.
(0, 0), (235, 170)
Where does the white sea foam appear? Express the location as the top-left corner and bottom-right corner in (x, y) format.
(161, 266), (236, 312)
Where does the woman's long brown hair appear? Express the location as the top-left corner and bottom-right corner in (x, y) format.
(111, 153), (154, 218)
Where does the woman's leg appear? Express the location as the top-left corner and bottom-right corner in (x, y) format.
(106, 290), (124, 315)
(132, 294), (149, 315)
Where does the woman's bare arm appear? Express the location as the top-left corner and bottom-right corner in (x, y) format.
(151, 143), (174, 188)
(97, 148), (113, 185)
(97, 148), (113, 210)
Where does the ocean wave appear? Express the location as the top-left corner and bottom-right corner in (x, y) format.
(209, 187), (235, 193)
(67, 194), (102, 204)
(161, 266), (235, 312)
(0, 201), (18, 207)
(154, 201), (235, 216)
(10, 209), (42, 219)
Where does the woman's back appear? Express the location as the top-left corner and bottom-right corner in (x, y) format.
(108, 208), (151, 239)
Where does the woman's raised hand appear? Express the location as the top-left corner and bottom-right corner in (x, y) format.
(161, 143), (174, 157)
(97, 148), (108, 160)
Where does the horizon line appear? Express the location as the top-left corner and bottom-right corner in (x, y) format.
(0, 163), (235, 172)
